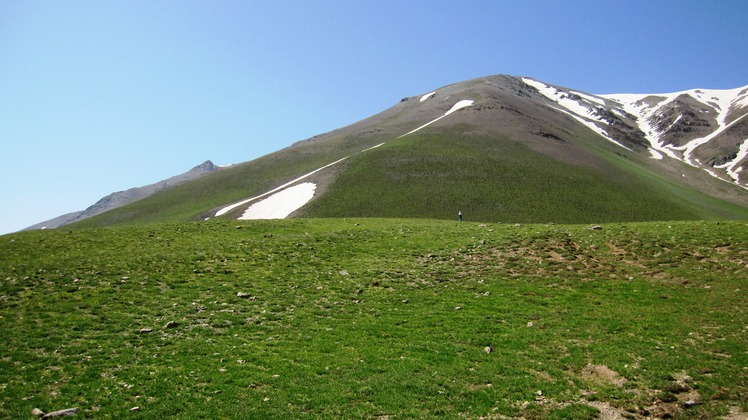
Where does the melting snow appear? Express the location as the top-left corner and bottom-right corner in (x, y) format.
(215, 138), (390, 220)
(215, 81), (747, 222)
(714, 138), (748, 185)
(399, 99), (474, 137)
(215, 156), (348, 217)
(362, 142), (385, 152)
(523, 78), (601, 120)
(420, 91), (436, 102)
(446, 100), (474, 115)
(648, 148), (664, 160)
(522, 78), (630, 150)
(239, 182), (316, 220)
(602, 85), (748, 188)
(675, 113), (748, 165)
(601, 85), (748, 165)
(571, 90), (605, 106)
(216, 94), (477, 221)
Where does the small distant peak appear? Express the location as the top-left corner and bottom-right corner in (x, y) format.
(195, 160), (217, 171)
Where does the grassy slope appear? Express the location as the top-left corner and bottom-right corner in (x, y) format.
(70, 127), (392, 229)
(68, 77), (748, 228)
(1, 219), (746, 418)
(300, 127), (748, 223)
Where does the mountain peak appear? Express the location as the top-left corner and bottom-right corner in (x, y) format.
(195, 160), (216, 171)
(34, 75), (748, 229)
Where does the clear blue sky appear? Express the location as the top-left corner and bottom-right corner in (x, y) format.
(1, 0), (747, 234)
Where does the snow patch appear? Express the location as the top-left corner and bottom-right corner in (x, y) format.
(215, 136), (389, 220)
(420, 91), (436, 102)
(714, 138), (748, 184)
(239, 183), (316, 220)
(601, 85), (748, 168)
(524, 78), (602, 120)
(571, 90), (605, 106)
(676, 112), (748, 165)
(523, 78), (630, 150)
(445, 99), (474, 115)
(215, 156), (347, 217)
(602, 93), (681, 159)
(362, 142), (385, 152)
(398, 99), (474, 138)
(648, 148), (664, 160)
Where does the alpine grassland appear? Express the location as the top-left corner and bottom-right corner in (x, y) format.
(299, 129), (748, 223)
(1, 218), (746, 418)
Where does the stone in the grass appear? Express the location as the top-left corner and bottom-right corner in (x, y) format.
(40, 407), (79, 417)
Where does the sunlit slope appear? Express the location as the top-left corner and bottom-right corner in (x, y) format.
(298, 126), (748, 223)
(2, 219), (747, 417)
(71, 125), (393, 228)
(70, 75), (748, 228)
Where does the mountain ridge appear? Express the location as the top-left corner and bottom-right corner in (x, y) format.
(38, 75), (748, 230)
(25, 160), (220, 230)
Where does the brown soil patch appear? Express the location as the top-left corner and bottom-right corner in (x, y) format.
(584, 401), (629, 419)
(581, 364), (627, 387)
(724, 406), (748, 419)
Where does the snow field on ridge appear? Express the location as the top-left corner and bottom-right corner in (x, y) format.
(522, 78), (631, 150)
(601, 87), (748, 160)
(521, 78), (748, 188)
(602, 85), (748, 188)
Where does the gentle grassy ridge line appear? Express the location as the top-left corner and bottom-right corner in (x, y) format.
(1, 219), (746, 418)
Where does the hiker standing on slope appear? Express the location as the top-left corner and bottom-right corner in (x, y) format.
(458, 210), (463, 222)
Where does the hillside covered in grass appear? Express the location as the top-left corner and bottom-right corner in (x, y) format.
(66, 75), (748, 230)
(298, 128), (748, 223)
(2, 219), (746, 418)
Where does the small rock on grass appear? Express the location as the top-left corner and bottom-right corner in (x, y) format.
(40, 407), (79, 417)
(139, 328), (153, 334)
(164, 321), (178, 329)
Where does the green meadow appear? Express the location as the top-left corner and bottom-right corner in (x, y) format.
(299, 131), (748, 223)
(71, 128), (748, 230)
(1, 219), (746, 418)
